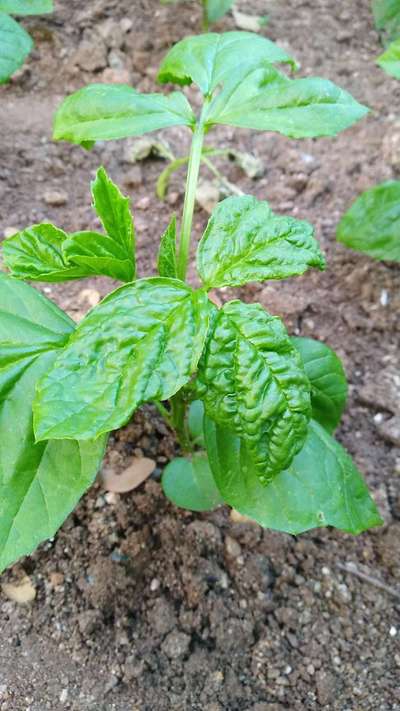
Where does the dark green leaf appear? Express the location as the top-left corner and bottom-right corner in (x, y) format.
(204, 416), (383, 535)
(197, 195), (325, 288)
(207, 63), (369, 137)
(337, 180), (400, 262)
(0, 0), (53, 14)
(162, 454), (223, 511)
(205, 0), (235, 23)
(377, 38), (400, 79)
(91, 166), (135, 262)
(63, 231), (134, 282)
(0, 12), (32, 84)
(157, 216), (178, 278)
(53, 84), (195, 145)
(0, 273), (106, 572)
(291, 337), (348, 434)
(34, 279), (213, 441)
(158, 31), (296, 95)
(188, 399), (205, 446)
(3, 224), (88, 281)
(372, 0), (400, 40)
(197, 300), (311, 483)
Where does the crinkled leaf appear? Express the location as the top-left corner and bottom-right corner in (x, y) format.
(204, 416), (383, 535)
(34, 279), (213, 441)
(337, 180), (400, 262)
(372, 0), (400, 40)
(157, 216), (177, 278)
(291, 337), (348, 434)
(0, 273), (106, 573)
(207, 62), (369, 137)
(162, 454), (223, 511)
(0, 0), (53, 14)
(377, 38), (400, 79)
(197, 195), (325, 288)
(197, 300), (311, 483)
(205, 0), (235, 23)
(158, 31), (296, 95)
(53, 84), (195, 145)
(3, 224), (89, 281)
(0, 12), (32, 84)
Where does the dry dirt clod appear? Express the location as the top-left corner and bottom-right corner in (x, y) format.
(100, 457), (156, 493)
(196, 180), (220, 214)
(43, 190), (68, 206)
(2, 575), (36, 604)
(376, 416), (400, 447)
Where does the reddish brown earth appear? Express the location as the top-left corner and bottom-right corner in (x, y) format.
(0, 1), (399, 709)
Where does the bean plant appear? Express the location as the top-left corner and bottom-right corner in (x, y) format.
(0, 31), (383, 573)
(0, 0), (53, 84)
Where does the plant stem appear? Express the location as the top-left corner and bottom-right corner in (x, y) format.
(202, 1), (210, 31)
(171, 397), (192, 452)
(176, 101), (209, 281)
(153, 401), (174, 430)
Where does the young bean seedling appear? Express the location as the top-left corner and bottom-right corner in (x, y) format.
(0, 0), (53, 84)
(0, 31), (382, 573)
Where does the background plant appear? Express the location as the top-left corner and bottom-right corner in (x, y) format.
(373, 0), (400, 77)
(0, 31), (382, 573)
(0, 0), (53, 84)
(161, 0), (236, 30)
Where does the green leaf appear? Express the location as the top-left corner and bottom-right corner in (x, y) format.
(337, 180), (400, 262)
(197, 195), (325, 288)
(291, 337), (348, 434)
(188, 399), (205, 446)
(372, 0), (400, 40)
(158, 31), (296, 95)
(0, 0), (53, 14)
(34, 279), (214, 441)
(0, 273), (106, 572)
(162, 454), (223, 511)
(197, 300), (311, 483)
(204, 0), (235, 23)
(377, 38), (400, 79)
(207, 62), (369, 137)
(53, 84), (195, 145)
(157, 216), (178, 278)
(204, 417), (383, 535)
(2, 224), (89, 281)
(0, 12), (33, 84)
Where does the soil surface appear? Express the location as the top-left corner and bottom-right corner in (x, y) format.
(1, 1), (400, 709)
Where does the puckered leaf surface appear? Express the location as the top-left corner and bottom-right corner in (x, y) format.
(291, 337), (348, 434)
(0, 0), (53, 14)
(197, 195), (325, 288)
(34, 279), (213, 441)
(377, 38), (400, 79)
(157, 216), (178, 278)
(197, 301), (311, 483)
(206, 63), (369, 138)
(53, 84), (195, 145)
(162, 454), (223, 511)
(0, 273), (106, 573)
(0, 12), (32, 84)
(158, 31), (296, 95)
(337, 180), (400, 262)
(204, 416), (383, 535)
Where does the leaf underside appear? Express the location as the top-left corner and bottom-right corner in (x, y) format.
(197, 300), (311, 483)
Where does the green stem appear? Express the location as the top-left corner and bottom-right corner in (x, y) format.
(202, 1), (210, 31)
(171, 397), (192, 452)
(153, 401), (174, 430)
(177, 101), (209, 281)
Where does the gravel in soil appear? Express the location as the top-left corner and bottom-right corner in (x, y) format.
(0, 1), (400, 709)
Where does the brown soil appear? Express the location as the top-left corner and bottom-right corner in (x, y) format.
(0, 1), (400, 709)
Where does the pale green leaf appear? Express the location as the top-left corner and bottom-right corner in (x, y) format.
(204, 417), (383, 535)
(158, 31), (296, 95)
(377, 38), (400, 79)
(372, 0), (400, 41)
(291, 337), (348, 434)
(188, 399), (205, 447)
(205, 0), (235, 23)
(207, 62), (369, 137)
(0, 12), (32, 84)
(157, 216), (178, 278)
(34, 279), (214, 441)
(197, 195), (325, 288)
(197, 300), (311, 483)
(0, 273), (105, 573)
(337, 180), (400, 262)
(53, 84), (195, 145)
(162, 454), (223, 511)
(0, 0), (53, 15)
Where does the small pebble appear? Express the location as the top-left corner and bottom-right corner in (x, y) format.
(43, 190), (68, 206)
